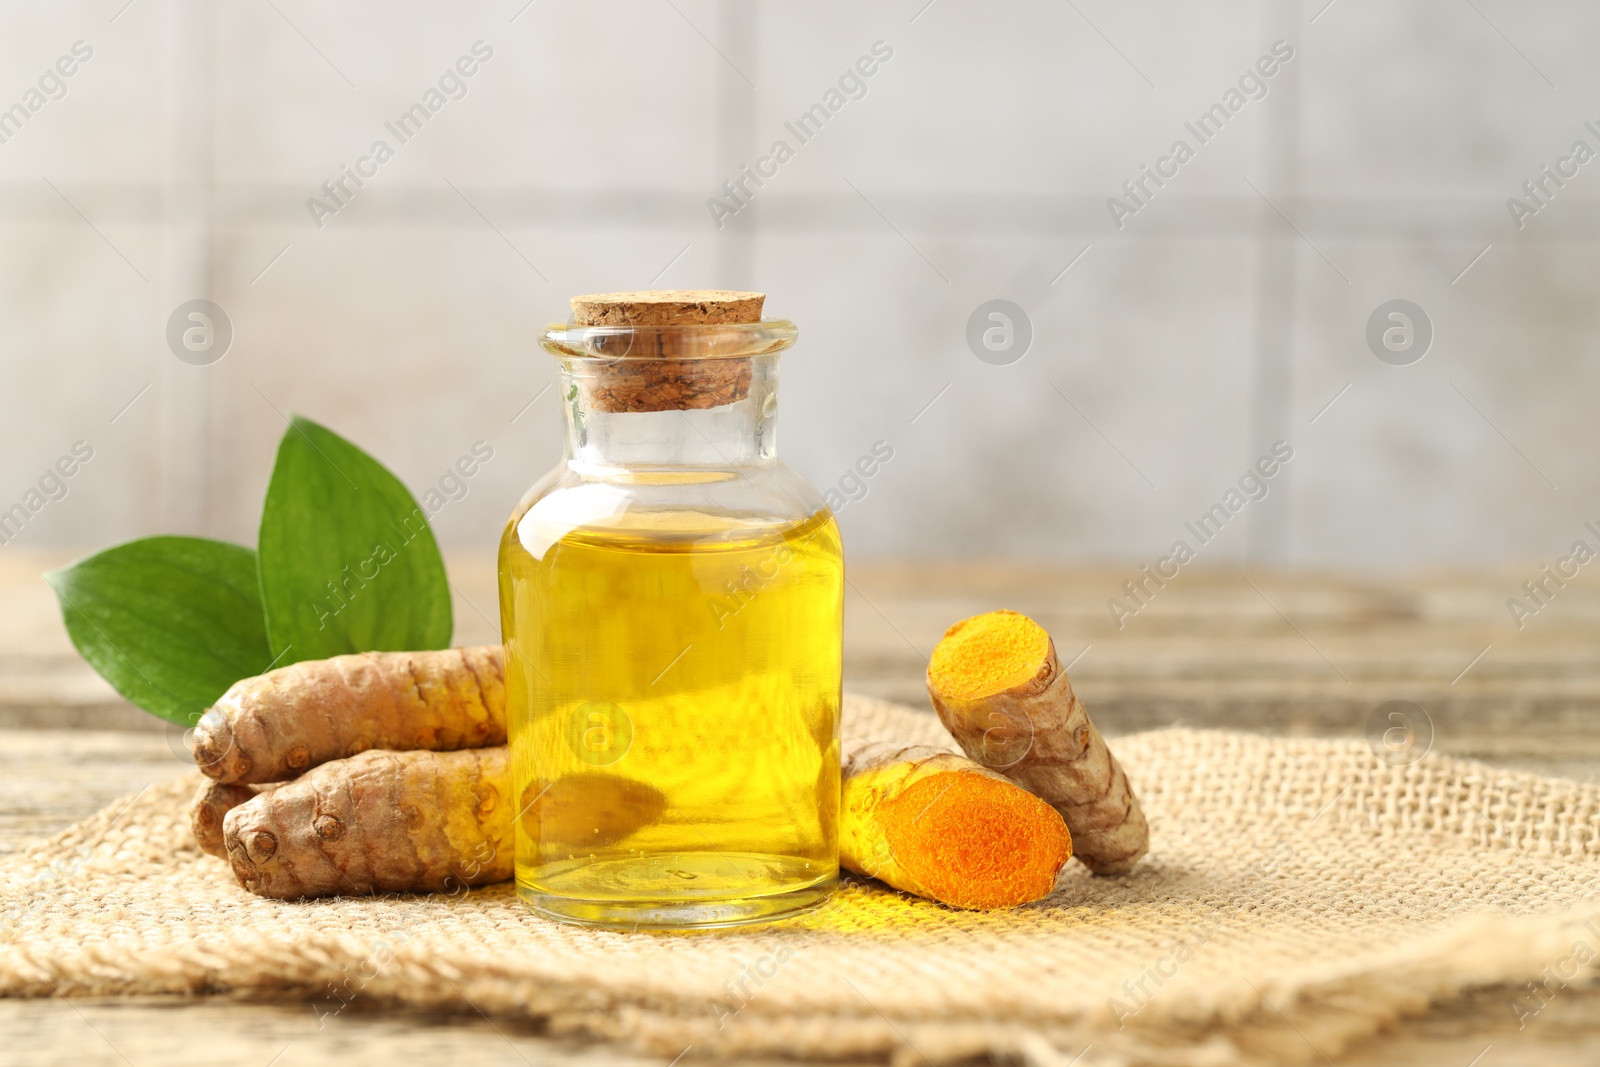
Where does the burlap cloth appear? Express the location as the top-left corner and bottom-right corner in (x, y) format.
(4, 695), (1600, 1066)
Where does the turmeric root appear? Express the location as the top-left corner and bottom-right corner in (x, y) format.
(190, 780), (258, 858)
(223, 746), (511, 899)
(193, 646), (506, 784)
(927, 610), (1149, 875)
(519, 773), (668, 853)
(840, 740), (1071, 909)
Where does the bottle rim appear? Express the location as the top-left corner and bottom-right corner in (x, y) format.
(540, 319), (797, 362)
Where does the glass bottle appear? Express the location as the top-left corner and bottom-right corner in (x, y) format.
(498, 291), (843, 929)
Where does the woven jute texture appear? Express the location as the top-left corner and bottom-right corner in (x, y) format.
(5, 695), (1600, 1067)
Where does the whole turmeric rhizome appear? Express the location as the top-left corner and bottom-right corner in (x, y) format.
(189, 610), (1145, 910)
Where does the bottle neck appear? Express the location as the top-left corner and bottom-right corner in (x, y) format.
(559, 354), (780, 470)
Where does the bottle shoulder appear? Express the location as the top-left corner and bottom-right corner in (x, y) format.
(500, 460), (837, 557)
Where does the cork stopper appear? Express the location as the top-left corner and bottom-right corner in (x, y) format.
(570, 290), (764, 328)
(567, 290), (764, 413)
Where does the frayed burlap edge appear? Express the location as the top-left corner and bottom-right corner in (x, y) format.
(7, 904), (1600, 1067)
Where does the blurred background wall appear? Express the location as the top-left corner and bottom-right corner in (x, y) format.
(2, 0), (1595, 568)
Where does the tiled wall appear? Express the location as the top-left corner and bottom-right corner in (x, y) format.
(2, 0), (1595, 568)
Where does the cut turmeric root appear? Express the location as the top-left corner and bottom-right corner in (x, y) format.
(840, 740), (1071, 909)
(223, 746), (511, 899)
(927, 610), (1149, 875)
(193, 646), (506, 784)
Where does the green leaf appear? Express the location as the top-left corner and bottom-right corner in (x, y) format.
(258, 415), (451, 664)
(45, 537), (274, 725)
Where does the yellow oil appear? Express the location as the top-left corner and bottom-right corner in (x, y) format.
(498, 499), (843, 928)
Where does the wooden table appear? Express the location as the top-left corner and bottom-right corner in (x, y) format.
(5, 551), (1599, 1066)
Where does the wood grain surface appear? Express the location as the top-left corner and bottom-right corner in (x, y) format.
(4, 550), (1598, 1066)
